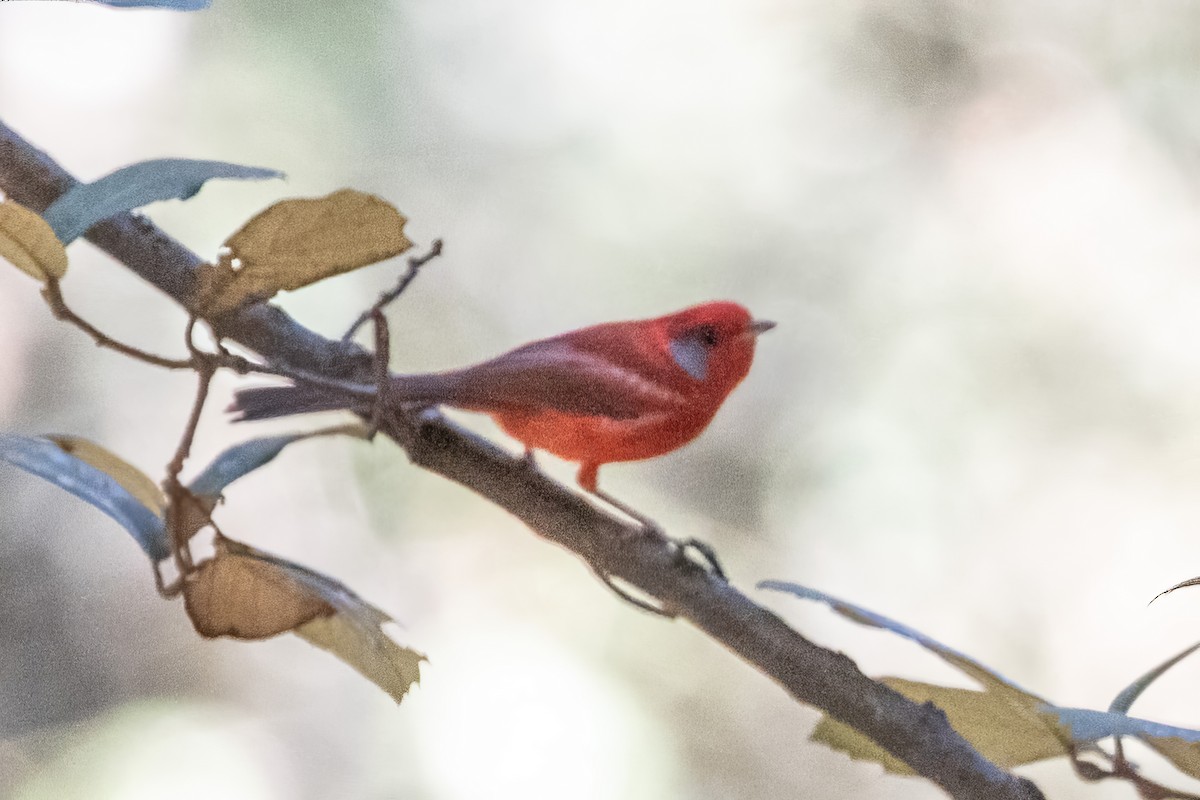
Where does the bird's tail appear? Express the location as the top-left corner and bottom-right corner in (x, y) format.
(229, 383), (367, 421)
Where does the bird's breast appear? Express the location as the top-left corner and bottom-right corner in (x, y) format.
(491, 400), (720, 467)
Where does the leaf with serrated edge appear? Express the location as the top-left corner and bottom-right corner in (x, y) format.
(0, 433), (168, 559)
(0, 200), (68, 280)
(297, 615), (425, 704)
(48, 435), (166, 516)
(43, 158), (282, 244)
(189, 423), (369, 499)
(187, 539), (425, 702)
(199, 190), (412, 318)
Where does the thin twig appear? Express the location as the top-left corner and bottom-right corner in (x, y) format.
(341, 238), (443, 342)
(162, 318), (215, 574)
(41, 278), (193, 369)
(595, 568), (674, 617)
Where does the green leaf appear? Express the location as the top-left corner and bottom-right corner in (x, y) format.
(43, 158), (283, 244)
(0, 433), (168, 560)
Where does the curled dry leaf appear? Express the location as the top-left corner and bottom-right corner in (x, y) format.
(0, 200), (68, 281)
(183, 538), (425, 703)
(184, 539), (334, 639)
(196, 189), (413, 318)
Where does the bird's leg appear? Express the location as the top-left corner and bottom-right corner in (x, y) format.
(591, 487), (663, 535)
(516, 447), (549, 482)
(587, 476), (729, 583)
(672, 537), (727, 582)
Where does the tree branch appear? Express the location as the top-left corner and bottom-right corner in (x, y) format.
(0, 118), (1045, 800)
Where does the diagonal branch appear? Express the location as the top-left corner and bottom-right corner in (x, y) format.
(0, 118), (1044, 800)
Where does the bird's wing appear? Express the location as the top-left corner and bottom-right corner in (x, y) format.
(391, 336), (686, 420)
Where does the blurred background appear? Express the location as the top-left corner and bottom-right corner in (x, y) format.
(3, 1), (1200, 797)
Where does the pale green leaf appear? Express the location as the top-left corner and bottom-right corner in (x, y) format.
(43, 158), (282, 244)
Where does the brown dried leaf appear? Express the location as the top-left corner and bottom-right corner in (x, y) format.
(47, 435), (165, 516)
(197, 189), (412, 317)
(183, 543), (333, 640)
(0, 200), (68, 281)
(181, 538), (425, 703)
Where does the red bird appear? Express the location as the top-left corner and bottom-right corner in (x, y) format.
(232, 301), (773, 492)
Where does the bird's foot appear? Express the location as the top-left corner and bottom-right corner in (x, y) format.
(593, 568), (675, 618)
(669, 536), (727, 582)
(589, 488), (727, 581)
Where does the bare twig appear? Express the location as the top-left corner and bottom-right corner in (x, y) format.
(342, 238), (443, 342)
(41, 278), (193, 369)
(0, 117), (1045, 800)
(161, 318), (215, 575)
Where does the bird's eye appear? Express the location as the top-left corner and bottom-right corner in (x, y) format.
(693, 324), (719, 347)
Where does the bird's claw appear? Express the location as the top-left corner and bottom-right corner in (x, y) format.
(670, 536), (727, 582)
(595, 569), (675, 618)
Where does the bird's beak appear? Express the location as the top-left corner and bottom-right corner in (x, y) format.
(748, 319), (776, 336)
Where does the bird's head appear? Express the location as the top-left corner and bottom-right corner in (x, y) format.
(660, 301), (774, 391)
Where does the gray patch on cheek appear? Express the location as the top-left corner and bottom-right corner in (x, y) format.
(669, 337), (709, 381)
